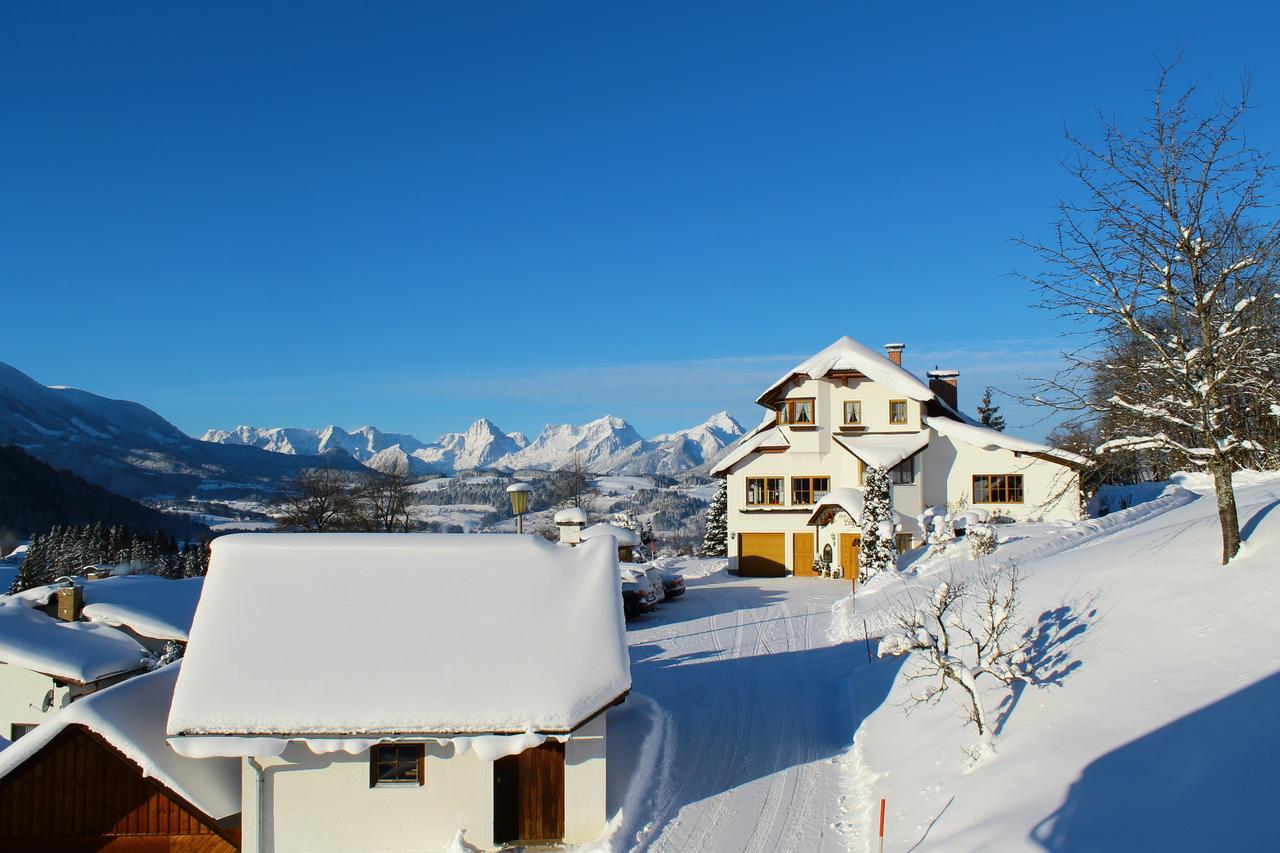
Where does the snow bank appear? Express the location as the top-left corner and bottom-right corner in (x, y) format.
(0, 597), (147, 683)
(0, 664), (240, 819)
(169, 533), (631, 738)
(756, 336), (935, 404)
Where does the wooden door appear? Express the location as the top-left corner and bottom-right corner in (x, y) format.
(738, 533), (787, 577)
(839, 533), (861, 582)
(792, 532), (815, 576)
(493, 742), (565, 844)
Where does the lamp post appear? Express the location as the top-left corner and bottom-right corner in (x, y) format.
(506, 482), (532, 534)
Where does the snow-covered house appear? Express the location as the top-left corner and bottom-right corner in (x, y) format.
(0, 592), (150, 742)
(168, 532), (631, 852)
(579, 521), (641, 562)
(712, 336), (1084, 577)
(0, 663), (241, 850)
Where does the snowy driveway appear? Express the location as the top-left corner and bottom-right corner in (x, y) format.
(622, 568), (902, 853)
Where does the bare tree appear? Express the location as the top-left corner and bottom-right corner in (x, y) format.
(547, 453), (591, 508)
(275, 468), (360, 532)
(1019, 64), (1280, 563)
(355, 458), (417, 532)
(878, 563), (1035, 744)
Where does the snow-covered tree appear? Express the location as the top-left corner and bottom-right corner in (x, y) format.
(1020, 65), (1280, 563)
(698, 479), (728, 557)
(878, 562), (1035, 746)
(976, 387), (1006, 431)
(858, 466), (895, 580)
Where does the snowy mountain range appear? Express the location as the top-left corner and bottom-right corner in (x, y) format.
(201, 411), (746, 475)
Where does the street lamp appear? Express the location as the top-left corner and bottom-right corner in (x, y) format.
(506, 482), (532, 534)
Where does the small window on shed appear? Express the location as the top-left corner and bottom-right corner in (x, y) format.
(370, 744), (425, 787)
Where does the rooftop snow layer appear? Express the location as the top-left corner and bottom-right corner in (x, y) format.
(18, 575), (203, 641)
(554, 507), (589, 525)
(833, 431), (931, 469)
(757, 336), (935, 405)
(926, 415), (1086, 465)
(0, 664), (240, 820)
(0, 597), (148, 683)
(709, 425), (790, 476)
(579, 523), (641, 547)
(168, 533), (630, 737)
(807, 487), (911, 528)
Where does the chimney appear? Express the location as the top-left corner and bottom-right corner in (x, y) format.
(555, 507), (588, 545)
(927, 370), (960, 412)
(884, 343), (905, 366)
(55, 584), (84, 622)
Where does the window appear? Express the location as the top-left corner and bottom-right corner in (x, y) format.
(889, 400), (909, 425)
(791, 476), (831, 505)
(843, 400), (862, 424)
(777, 398), (816, 426)
(10, 723), (37, 741)
(972, 474), (1024, 504)
(890, 458), (916, 485)
(896, 533), (914, 554)
(370, 744), (425, 787)
(747, 477), (784, 506)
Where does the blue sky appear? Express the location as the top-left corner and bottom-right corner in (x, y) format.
(4, 3), (1279, 441)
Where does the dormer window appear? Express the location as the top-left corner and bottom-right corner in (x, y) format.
(889, 400), (909, 425)
(778, 398), (815, 426)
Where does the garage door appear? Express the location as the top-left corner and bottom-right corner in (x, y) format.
(739, 533), (786, 577)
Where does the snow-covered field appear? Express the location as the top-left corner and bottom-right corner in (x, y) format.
(601, 471), (1280, 851)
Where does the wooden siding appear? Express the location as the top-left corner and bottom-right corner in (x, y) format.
(0, 725), (237, 852)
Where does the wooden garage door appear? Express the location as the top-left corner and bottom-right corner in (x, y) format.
(792, 532), (815, 576)
(739, 533), (787, 577)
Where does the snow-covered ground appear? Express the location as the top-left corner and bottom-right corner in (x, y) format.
(602, 471), (1280, 851)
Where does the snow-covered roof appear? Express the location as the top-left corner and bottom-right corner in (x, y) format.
(806, 487), (911, 528)
(0, 664), (240, 820)
(709, 425), (790, 476)
(833, 431), (931, 469)
(505, 482), (533, 492)
(926, 415), (1087, 465)
(0, 597), (148, 684)
(554, 507), (589, 525)
(756, 336), (935, 405)
(579, 523), (641, 547)
(16, 575), (203, 641)
(169, 533), (630, 739)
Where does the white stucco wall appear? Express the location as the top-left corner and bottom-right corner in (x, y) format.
(241, 712), (610, 853)
(0, 663), (127, 741)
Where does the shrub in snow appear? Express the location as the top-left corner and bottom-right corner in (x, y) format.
(877, 561), (1035, 747)
(698, 480), (728, 557)
(859, 466), (896, 581)
(919, 508), (955, 557)
(967, 523), (997, 559)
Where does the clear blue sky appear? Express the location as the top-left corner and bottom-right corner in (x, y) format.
(4, 3), (1279, 441)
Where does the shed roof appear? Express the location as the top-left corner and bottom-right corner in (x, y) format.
(168, 533), (630, 739)
(578, 523), (641, 547)
(0, 596), (147, 684)
(16, 575), (203, 641)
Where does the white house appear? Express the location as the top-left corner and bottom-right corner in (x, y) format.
(712, 336), (1084, 577)
(167, 532), (632, 853)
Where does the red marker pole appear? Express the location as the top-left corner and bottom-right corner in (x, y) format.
(878, 798), (886, 853)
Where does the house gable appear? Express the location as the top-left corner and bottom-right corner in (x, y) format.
(0, 723), (238, 850)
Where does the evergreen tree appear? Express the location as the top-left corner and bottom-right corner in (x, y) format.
(858, 466), (895, 580)
(977, 387), (1006, 432)
(698, 480), (729, 557)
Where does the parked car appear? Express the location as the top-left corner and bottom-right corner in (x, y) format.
(656, 569), (685, 599)
(620, 568), (659, 618)
(643, 567), (668, 603)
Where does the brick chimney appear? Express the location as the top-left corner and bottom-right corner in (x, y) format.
(884, 343), (905, 366)
(927, 370), (960, 412)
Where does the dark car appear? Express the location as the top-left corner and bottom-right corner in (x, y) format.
(657, 569), (685, 599)
(621, 568), (659, 618)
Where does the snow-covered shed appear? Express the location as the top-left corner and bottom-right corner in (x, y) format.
(169, 532), (630, 852)
(579, 522), (642, 562)
(0, 663), (241, 850)
(0, 593), (149, 742)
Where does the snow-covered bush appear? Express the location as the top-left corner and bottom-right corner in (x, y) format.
(877, 561), (1034, 747)
(859, 466), (896, 580)
(967, 523), (997, 559)
(919, 507), (954, 556)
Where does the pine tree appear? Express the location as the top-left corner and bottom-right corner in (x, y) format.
(859, 466), (895, 580)
(698, 480), (729, 557)
(977, 387), (1006, 432)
